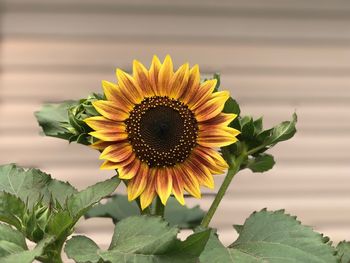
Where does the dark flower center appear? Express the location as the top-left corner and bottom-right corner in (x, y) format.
(125, 96), (198, 167)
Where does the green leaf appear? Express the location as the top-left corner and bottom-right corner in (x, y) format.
(337, 241), (350, 263)
(66, 216), (210, 263)
(85, 195), (205, 229)
(84, 194), (140, 223)
(1, 236), (54, 263)
(67, 176), (120, 220)
(199, 231), (231, 263)
(265, 113), (297, 145)
(229, 209), (337, 263)
(35, 101), (78, 140)
(0, 224), (27, 257)
(47, 211), (74, 237)
(35, 93), (103, 145)
(0, 192), (26, 230)
(240, 116), (255, 139)
(65, 236), (101, 263)
(223, 97), (241, 116)
(0, 164), (77, 208)
(246, 154), (275, 173)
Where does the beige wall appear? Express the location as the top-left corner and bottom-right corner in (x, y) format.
(1, 0), (350, 249)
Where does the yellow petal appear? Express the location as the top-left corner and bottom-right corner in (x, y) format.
(85, 116), (125, 131)
(116, 69), (144, 104)
(149, 55), (162, 95)
(92, 100), (129, 121)
(199, 113), (237, 129)
(100, 143), (133, 162)
(179, 165), (201, 199)
(127, 162), (149, 201)
(180, 65), (200, 105)
(89, 131), (128, 142)
(119, 158), (141, 179)
(158, 55), (174, 96)
(155, 168), (173, 205)
(198, 128), (239, 147)
(195, 91), (230, 122)
(188, 158), (214, 189)
(171, 167), (185, 205)
(140, 170), (156, 210)
(168, 63), (189, 99)
(90, 140), (113, 151)
(100, 153), (136, 170)
(188, 79), (217, 110)
(133, 60), (155, 97)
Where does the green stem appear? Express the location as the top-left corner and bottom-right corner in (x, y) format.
(201, 152), (246, 228)
(154, 197), (165, 217)
(246, 144), (267, 156)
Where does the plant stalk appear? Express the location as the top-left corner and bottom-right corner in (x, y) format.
(201, 153), (246, 228)
(154, 197), (165, 217)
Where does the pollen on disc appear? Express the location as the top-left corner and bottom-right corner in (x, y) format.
(125, 96), (198, 167)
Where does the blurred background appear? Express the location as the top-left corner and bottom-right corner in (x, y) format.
(1, 0), (350, 251)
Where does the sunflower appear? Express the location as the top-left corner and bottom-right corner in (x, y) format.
(85, 55), (240, 209)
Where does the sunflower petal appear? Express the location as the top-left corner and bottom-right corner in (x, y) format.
(179, 165), (201, 199)
(101, 80), (134, 111)
(158, 55), (174, 96)
(92, 100), (129, 121)
(85, 116), (125, 131)
(149, 55), (162, 95)
(188, 79), (217, 110)
(192, 147), (227, 174)
(116, 69), (144, 104)
(127, 162), (149, 201)
(100, 153), (136, 170)
(119, 158), (141, 179)
(169, 63), (189, 99)
(195, 91), (230, 122)
(90, 140), (113, 150)
(140, 170), (157, 210)
(90, 131), (128, 142)
(155, 168), (173, 205)
(133, 60), (154, 97)
(171, 167), (185, 205)
(100, 143), (132, 162)
(199, 113), (237, 128)
(198, 128), (239, 147)
(181, 65), (200, 105)
(189, 158), (215, 189)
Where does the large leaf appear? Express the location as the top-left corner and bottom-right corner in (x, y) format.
(337, 241), (350, 263)
(85, 195), (205, 229)
(0, 164), (77, 208)
(0, 224), (27, 257)
(65, 216), (210, 263)
(229, 209), (337, 263)
(201, 210), (338, 263)
(67, 176), (120, 220)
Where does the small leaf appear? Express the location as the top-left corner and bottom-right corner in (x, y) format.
(0, 224), (27, 257)
(337, 241), (350, 263)
(265, 113), (297, 145)
(223, 97), (241, 116)
(229, 209), (338, 263)
(35, 101), (78, 140)
(65, 236), (101, 263)
(0, 192), (25, 230)
(67, 176), (120, 220)
(253, 117), (263, 134)
(246, 154), (275, 173)
(240, 116), (255, 139)
(1, 236), (54, 263)
(47, 211), (74, 237)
